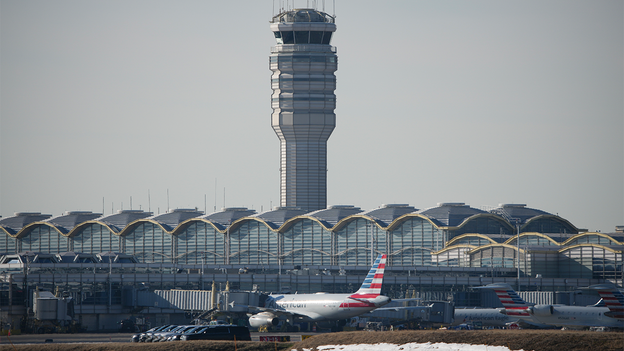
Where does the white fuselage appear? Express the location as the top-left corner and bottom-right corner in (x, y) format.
(521, 305), (624, 329)
(266, 293), (391, 322)
(452, 308), (514, 327)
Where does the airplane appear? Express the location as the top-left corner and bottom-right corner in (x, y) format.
(452, 307), (516, 327)
(477, 283), (624, 330)
(586, 283), (624, 321)
(247, 254), (391, 329)
(452, 307), (555, 329)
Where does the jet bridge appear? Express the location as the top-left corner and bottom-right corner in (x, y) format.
(364, 300), (454, 327)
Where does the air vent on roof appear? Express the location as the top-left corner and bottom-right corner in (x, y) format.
(14, 212), (43, 216)
(382, 204), (410, 208)
(499, 204), (527, 208)
(274, 207), (302, 210)
(437, 203), (466, 207)
(221, 207), (249, 212)
(329, 205), (356, 209)
(117, 210), (146, 214)
(168, 208), (202, 213)
(64, 211), (93, 215)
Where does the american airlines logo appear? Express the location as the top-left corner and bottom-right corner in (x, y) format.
(277, 302), (307, 309)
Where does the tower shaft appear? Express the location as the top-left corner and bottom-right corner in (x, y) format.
(270, 9), (337, 212)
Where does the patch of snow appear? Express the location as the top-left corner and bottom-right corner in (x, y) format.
(296, 342), (520, 351)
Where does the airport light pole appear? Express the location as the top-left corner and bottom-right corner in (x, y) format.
(516, 219), (520, 290)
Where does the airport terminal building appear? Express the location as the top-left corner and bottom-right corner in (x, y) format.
(1, 202), (622, 282)
(0, 203), (622, 330)
(1, 202), (622, 283)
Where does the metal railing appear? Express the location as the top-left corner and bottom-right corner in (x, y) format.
(271, 44), (336, 53)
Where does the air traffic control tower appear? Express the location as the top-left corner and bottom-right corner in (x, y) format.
(270, 8), (337, 212)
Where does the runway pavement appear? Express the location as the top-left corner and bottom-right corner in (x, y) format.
(0, 332), (312, 344)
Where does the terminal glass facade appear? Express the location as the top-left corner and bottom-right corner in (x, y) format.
(72, 223), (120, 254)
(175, 221), (224, 265)
(20, 226), (69, 253)
(282, 219), (332, 266)
(388, 217), (442, 266)
(229, 220), (278, 265)
(124, 222), (172, 264)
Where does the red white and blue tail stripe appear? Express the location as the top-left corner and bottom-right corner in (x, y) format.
(477, 283), (531, 317)
(350, 254), (386, 299)
(589, 284), (624, 321)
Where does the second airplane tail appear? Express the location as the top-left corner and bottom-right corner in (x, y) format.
(589, 284), (624, 320)
(476, 283), (531, 317)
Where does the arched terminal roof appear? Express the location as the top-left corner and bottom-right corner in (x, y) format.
(467, 243), (526, 255)
(45, 211), (102, 233)
(489, 204), (550, 224)
(271, 9), (335, 23)
(505, 232), (561, 246)
(201, 207), (257, 230)
(251, 207), (308, 229)
(97, 210), (153, 232)
(0, 212), (52, 234)
(606, 233), (624, 243)
(563, 232), (624, 246)
(148, 209), (204, 231)
(306, 205), (363, 228)
(446, 233), (499, 246)
(359, 204), (418, 227)
(418, 203), (486, 227)
(2, 202), (583, 241)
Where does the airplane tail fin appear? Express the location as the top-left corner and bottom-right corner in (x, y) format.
(592, 298), (606, 307)
(350, 254), (386, 299)
(588, 284), (624, 320)
(475, 283), (531, 317)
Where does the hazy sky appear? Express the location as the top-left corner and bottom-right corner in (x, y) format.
(1, 1), (622, 233)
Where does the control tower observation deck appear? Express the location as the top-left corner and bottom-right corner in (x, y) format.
(269, 8), (337, 212)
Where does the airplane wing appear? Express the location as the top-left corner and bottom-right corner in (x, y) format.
(375, 306), (429, 312)
(246, 305), (321, 322)
(515, 319), (554, 329)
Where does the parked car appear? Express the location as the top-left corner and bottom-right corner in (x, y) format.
(167, 325), (208, 341)
(132, 324), (174, 343)
(180, 325), (251, 341)
(154, 325), (196, 342)
(146, 325), (182, 342)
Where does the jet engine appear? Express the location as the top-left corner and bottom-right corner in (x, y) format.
(528, 305), (554, 317)
(248, 312), (280, 328)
